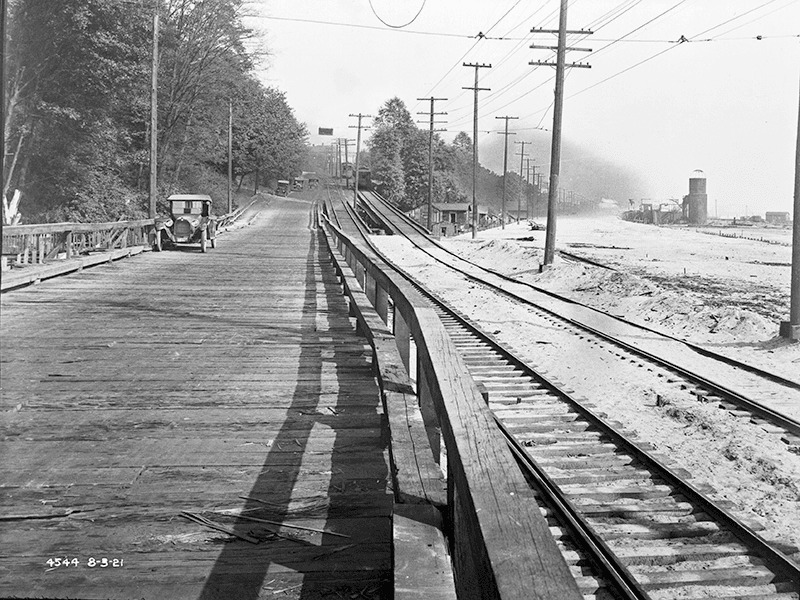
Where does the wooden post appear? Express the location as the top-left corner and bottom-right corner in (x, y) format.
(781, 72), (800, 340)
(417, 355), (441, 464)
(365, 271), (377, 307)
(394, 308), (411, 373)
(463, 63), (491, 238)
(148, 9), (159, 219)
(375, 285), (389, 324)
(227, 99), (233, 213)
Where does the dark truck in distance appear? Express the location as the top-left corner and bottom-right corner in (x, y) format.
(153, 194), (217, 253)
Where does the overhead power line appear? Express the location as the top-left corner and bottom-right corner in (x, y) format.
(368, 0), (427, 29)
(250, 14), (473, 38)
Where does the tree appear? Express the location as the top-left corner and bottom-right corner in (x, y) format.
(4, 0), (150, 220)
(3, 0), (310, 222)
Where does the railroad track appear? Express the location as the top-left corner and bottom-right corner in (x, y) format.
(356, 190), (800, 449)
(321, 187), (800, 598)
(422, 280), (800, 599)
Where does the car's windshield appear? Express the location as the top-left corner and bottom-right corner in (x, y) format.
(171, 201), (204, 215)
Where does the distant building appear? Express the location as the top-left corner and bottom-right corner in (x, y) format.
(682, 169), (708, 225)
(425, 202), (495, 237)
(765, 211), (791, 225)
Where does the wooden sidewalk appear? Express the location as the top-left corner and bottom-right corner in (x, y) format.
(0, 197), (391, 599)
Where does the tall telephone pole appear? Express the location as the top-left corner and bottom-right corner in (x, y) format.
(417, 97), (448, 231)
(148, 6), (160, 218)
(531, 2), (592, 267)
(349, 114), (371, 207)
(496, 115), (518, 229)
(514, 140), (529, 223)
(525, 158), (534, 219)
(527, 161), (537, 219)
(337, 138), (354, 186)
(463, 63), (491, 238)
(781, 74), (800, 340)
(227, 99), (233, 213)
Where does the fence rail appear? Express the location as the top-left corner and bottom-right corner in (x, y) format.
(2, 219), (156, 268)
(319, 212), (581, 600)
(1, 206), (245, 291)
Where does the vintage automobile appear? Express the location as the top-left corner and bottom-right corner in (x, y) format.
(153, 194), (216, 253)
(276, 180), (290, 196)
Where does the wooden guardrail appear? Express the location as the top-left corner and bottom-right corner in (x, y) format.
(319, 215), (583, 600)
(2, 219), (155, 267)
(1, 204), (249, 291)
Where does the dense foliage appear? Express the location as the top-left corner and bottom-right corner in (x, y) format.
(367, 98), (539, 215)
(3, 0), (307, 223)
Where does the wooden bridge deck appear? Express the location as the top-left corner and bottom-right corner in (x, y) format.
(0, 197), (391, 599)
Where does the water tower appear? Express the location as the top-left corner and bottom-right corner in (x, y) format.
(685, 169), (708, 225)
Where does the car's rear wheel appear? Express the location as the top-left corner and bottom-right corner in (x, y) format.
(154, 231), (162, 252)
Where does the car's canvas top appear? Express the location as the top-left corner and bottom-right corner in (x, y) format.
(167, 194), (212, 202)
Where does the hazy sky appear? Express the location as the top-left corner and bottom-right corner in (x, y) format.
(244, 0), (800, 217)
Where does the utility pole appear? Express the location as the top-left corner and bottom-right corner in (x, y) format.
(349, 114), (371, 208)
(514, 140), (529, 223)
(463, 62), (491, 238)
(417, 97), (448, 231)
(227, 99), (233, 213)
(148, 6), (160, 218)
(1, 0), (6, 232)
(528, 161), (537, 218)
(496, 115), (518, 229)
(336, 138), (354, 186)
(531, 3), (592, 267)
(525, 158), (535, 219)
(781, 73), (800, 340)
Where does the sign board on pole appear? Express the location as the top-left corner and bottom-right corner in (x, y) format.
(318, 128), (333, 136)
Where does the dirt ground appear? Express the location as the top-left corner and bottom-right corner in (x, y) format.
(370, 215), (800, 565)
(443, 216), (799, 380)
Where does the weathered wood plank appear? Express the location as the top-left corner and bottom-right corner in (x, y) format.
(0, 197), (392, 599)
(323, 216), (584, 600)
(394, 503), (456, 600)
(323, 237), (445, 507)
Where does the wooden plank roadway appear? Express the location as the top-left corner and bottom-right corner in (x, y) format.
(0, 196), (392, 599)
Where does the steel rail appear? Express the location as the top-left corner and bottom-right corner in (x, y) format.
(358, 191), (800, 440)
(361, 189), (800, 392)
(406, 260), (800, 592)
(333, 187), (800, 596)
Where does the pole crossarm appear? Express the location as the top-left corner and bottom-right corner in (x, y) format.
(531, 61), (592, 69)
(531, 27), (593, 35)
(530, 44), (593, 52)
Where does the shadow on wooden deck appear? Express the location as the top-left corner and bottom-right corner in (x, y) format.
(198, 229), (391, 600)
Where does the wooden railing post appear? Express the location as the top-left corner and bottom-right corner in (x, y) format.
(375, 284), (389, 324)
(417, 354), (442, 465)
(364, 271), (377, 307)
(394, 307), (411, 373)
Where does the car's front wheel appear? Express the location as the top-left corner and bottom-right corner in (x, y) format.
(200, 229), (207, 253)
